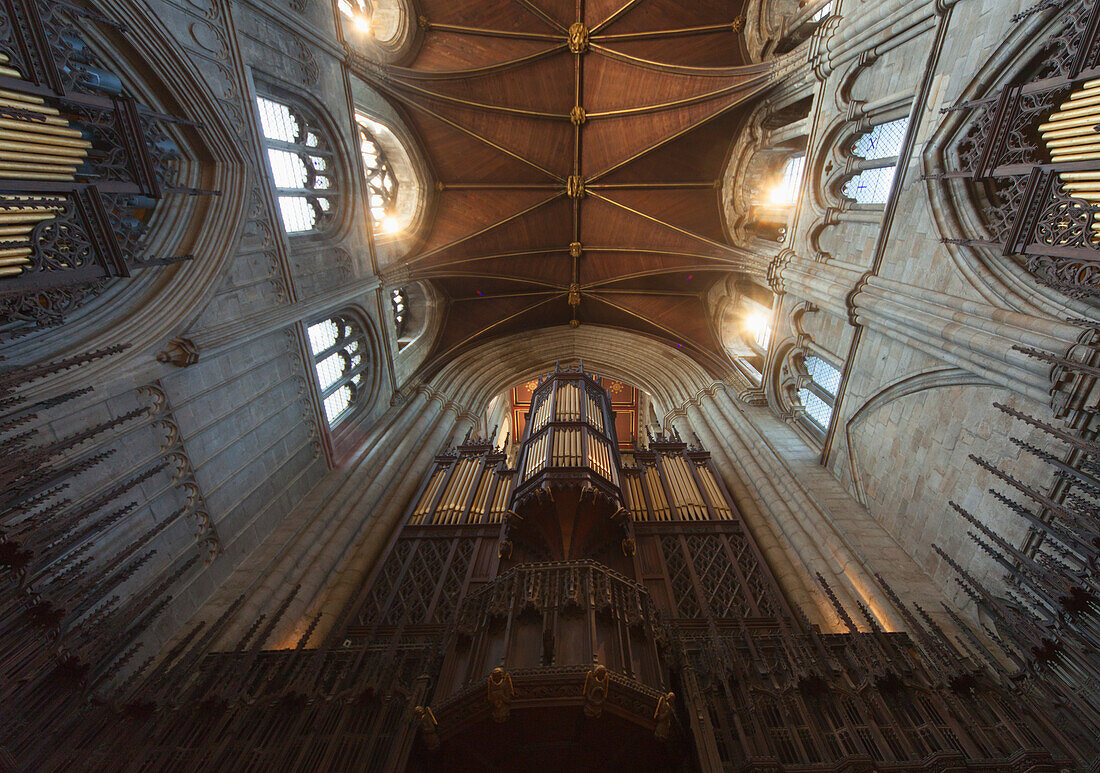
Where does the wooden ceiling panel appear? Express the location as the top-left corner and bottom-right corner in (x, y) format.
(433, 294), (571, 358)
(347, 0), (776, 377)
(580, 195), (734, 260)
(577, 251), (726, 287)
(583, 52), (757, 113)
(584, 292), (720, 357)
(581, 90), (762, 178)
(411, 190), (560, 254)
(405, 102), (574, 180)
(415, 0), (553, 32)
(595, 112), (742, 184)
(598, 188), (729, 243)
(419, 253), (573, 287)
(399, 106), (555, 183)
(408, 34), (557, 72)
(416, 195), (572, 266)
(392, 53), (575, 114)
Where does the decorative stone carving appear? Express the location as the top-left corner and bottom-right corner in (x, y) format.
(157, 336), (200, 367)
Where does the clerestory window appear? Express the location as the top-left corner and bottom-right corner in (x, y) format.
(256, 95), (338, 234)
(307, 315), (370, 425)
(391, 287), (407, 337)
(795, 354), (841, 431)
(357, 118), (400, 234)
(841, 118), (908, 205)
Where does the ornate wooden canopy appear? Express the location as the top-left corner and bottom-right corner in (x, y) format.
(352, 0), (786, 373)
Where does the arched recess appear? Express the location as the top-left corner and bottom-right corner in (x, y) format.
(339, 0), (420, 65)
(0, 3), (252, 398)
(710, 274), (777, 387)
(840, 367), (990, 507)
(392, 280), (444, 388)
(348, 77), (435, 268)
(722, 94), (814, 253)
(743, 0), (834, 63)
(924, 5), (1097, 320)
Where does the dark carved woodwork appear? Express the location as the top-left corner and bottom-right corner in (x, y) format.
(4, 365), (1093, 770)
(943, 0), (1100, 298)
(0, 0), (204, 333)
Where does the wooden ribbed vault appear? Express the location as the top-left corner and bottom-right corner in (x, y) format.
(352, 0), (787, 373)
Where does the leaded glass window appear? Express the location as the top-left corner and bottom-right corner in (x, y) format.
(308, 315), (370, 425)
(852, 119), (907, 160)
(358, 119), (399, 233)
(796, 354), (841, 431)
(841, 118), (909, 205)
(256, 95), (337, 234)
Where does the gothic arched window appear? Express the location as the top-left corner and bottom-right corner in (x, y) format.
(841, 118), (907, 205)
(391, 287), (407, 337)
(795, 353), (841, 431)
(307, 315), (370, 425)
(256, 95), (338, 234)
(358, 120), (399, 233)
(769, 154), (806, 205)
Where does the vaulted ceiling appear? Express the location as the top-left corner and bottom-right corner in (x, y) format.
(353, 0), (780, 375)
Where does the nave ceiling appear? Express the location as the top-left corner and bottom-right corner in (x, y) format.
(354, 0), (782, 375)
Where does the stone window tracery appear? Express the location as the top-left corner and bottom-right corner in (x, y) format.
(841, 118), (908, 205)
(256, 95), (337, 234)
(358, 121), (399, 233)
(307, 314), (371, 425)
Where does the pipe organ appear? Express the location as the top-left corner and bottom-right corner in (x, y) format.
(944, 0), (1100, 298)
(17, 366), (1093, 770)
(0, 0), (202, 330)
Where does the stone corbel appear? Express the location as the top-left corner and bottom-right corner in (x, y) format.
(156, 337), (199, 368)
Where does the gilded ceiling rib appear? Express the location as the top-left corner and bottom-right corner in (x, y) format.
(374, 47), (568, 81)
(406, 248), (570, 273)
(373, 77), (569, 121)
(589, 45), (773, 76)
(420, 22), (562, 41)
(365, 84), (566, 181)
(588, 192), (748, 257)
(592, 23), (744, 42)
(398, 193), (565, 269)
(589, 0), (645, 35)
(511, 0), (569, 33)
